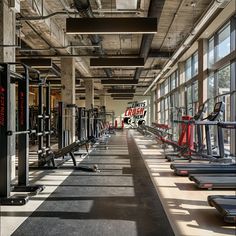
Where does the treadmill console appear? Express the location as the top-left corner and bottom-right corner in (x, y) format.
(193, 104), (206, 121)
(207, 102), (225, 121)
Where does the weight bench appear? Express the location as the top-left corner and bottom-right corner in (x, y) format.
(38, 140), (90, 168)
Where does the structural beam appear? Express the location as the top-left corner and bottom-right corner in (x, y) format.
(107, 89), (135, 94)
(79, 96), (99, 100)
(20, 58), (52, 68)
(101, 80), (139, 85)
(16, 49), (170, 58)
(90, 58), (144, 68)
(113, 97), (133, 100)
(111, 94), (134, 98)
(66, 17), (157, 34)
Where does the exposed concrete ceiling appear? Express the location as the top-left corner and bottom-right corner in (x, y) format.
(16, 0), (213, 98)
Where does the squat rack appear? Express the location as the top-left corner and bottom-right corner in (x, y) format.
(0, 63), (45, 205)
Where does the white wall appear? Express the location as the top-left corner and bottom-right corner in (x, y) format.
(105, 95), (151, 127)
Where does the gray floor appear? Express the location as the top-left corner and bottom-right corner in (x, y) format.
(11, 131), (174, 236)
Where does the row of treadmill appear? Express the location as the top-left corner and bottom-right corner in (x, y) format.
(139, 101), (236, 224)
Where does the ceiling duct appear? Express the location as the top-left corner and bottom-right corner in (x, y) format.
(111, 94), (134, 97)
(113, 97), (133, 100)
(90, 58), (144, 68)
(73, 0), (112, 77)
(101, 80), (138, 85)
(20, 58), (52, 68)
(133, 0), (166, 82)
(107, 89), (135, 93)
(66, 18), (157, 34)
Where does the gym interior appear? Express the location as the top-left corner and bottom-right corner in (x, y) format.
(0, 0), (236, 235)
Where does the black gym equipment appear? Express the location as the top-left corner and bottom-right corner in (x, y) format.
(37, 81), (53, 160)
(189, 173), (236, 189)
(0, 63), (44, 206)
(208, 195), (236, 223)
(188, 121), (236, 189)
(168, 102), (226, 162)
(170, 119), (236, 177)
(33, 139), (90, 168)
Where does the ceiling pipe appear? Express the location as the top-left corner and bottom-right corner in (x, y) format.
(144, 0), (230, 95)
(19, 44), (100, 52)
(74, 0), (112, 77)
(17, 10), (143, 21)
(95, 0), (102, 9)
(133, 0), (166, 83)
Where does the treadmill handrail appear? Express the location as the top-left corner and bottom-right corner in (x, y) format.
(218, 121), (236, 129)
(194, 121), (219, 125)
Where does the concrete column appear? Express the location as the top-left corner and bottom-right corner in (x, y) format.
(198, 39), (208, 105)
(85, 79), (94, 109)
(0, 1), (16, 179)
(61, 58), (76, 143)
(100, 93), (106, 107)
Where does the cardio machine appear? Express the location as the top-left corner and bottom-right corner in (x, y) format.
(170, 102), (236, 176)
(166, 103), (207, 162)
(188, 121), (236, 189)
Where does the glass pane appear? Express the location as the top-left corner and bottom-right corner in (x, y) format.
(160, 83), (165, 96)
(193, 81), (198, 102)
(207, 75), (215, 114)
(185, 57), (192, 81)
(217, 23), (230, 61)
(160, 99), (165, 123)
(217, 64), (231, 151)
(193, 52), (198, 76)
(187, 86), (193, 115)
(170, 72), (176, 90)
(164, 79), (169, 95)
(208, 37), (214, 66)
(218, 65), (230, 90)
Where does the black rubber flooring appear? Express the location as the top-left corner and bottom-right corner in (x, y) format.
(12, 131), (174, 236)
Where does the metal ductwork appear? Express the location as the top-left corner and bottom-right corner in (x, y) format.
(134, 0), (166, 82)
(74, 0), (112, 77)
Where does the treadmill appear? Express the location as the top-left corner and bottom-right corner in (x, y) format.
(170, 102), (236, 176)
(189, 121), (236, 189)
(208, 195), (236, 223)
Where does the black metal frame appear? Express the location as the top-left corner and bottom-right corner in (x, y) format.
(0, 63), (44, 205)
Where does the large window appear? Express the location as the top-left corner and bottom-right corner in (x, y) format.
(207, 74), (215, 114)
(164, 79), (169, 95)
(207, 65), (231, 152)
(217, 65), (231, 122)
(185, 52), (198, 81)
(170, 92), (179, 140)
(193, 52), (198, 76)
(170, 71), (178, 90)
(185, 57), (192, 81)
(186, 81), (198, 116)
(208, 22), (231, 66)
(208, 37), (214, 66)
(217, 23), (231, 61)
(160, 99), (165, 123)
